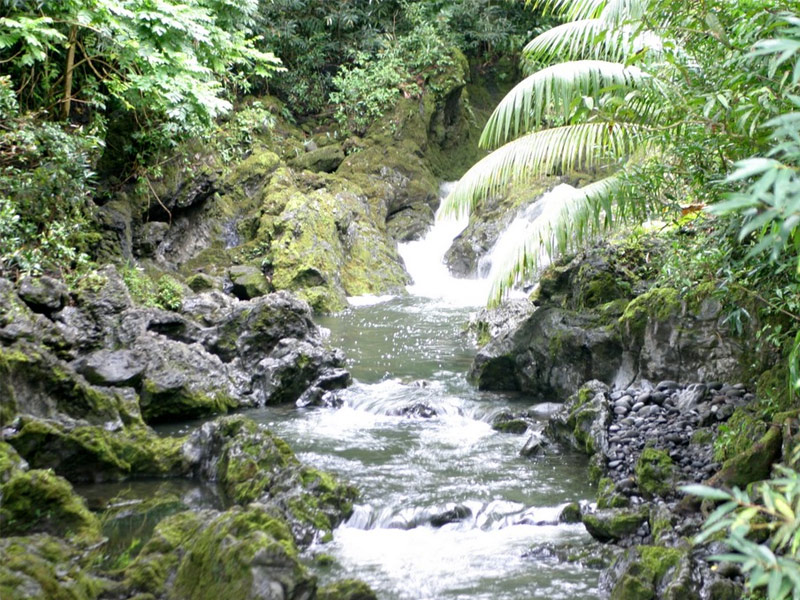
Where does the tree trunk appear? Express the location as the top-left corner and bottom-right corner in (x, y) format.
(63, 26), (77, 120)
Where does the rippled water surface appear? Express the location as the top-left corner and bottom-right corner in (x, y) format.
(243, 291), (600, 600)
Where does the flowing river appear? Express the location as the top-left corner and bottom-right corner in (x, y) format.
(86, 184), (600, 598)
(241, 184), (600, 599)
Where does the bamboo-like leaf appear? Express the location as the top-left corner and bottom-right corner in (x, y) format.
(482, 60), (648, 148)
(445, 122), (641, 217)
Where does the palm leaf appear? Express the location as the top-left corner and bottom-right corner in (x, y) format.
(481, 60), (648, 148)
(528, 0), (607, 21)
(522, 19), (626, 66)
(444, 121), (642, 216)
(486, 175), (624, 304)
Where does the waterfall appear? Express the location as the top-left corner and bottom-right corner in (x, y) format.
(397, 181), (578, 306)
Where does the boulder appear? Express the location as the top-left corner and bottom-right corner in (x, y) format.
(582, 508), (648, 544)
(123, 506), (314, 600)
(17, 276), (68, 314)
(229, 264), (272, 300)
(0, 469), (101, 541)
(290, 144), (345, 173)
(0, 534), (110, 600)
(182, 416), (357, 544)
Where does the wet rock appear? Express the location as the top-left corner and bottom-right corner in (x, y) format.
(386, 203), (435, 241)
(17, 276), (68, 314)
(559, 502), (582, 524)
(0, 468), (101, 541)
(182, 416), (357, 544)
(229, 264), (272, 300)
(465, 299), (535, 348)
(72, 349), (145, 387)
(470, 308), (623, 399)
(520, 431), (548, 457)
(582, 508), (649, 543)
(317, 580), (379, 600)
(491, 411), (531, 434)
(429, 504), (472, 527)
(389, 402), (438, 418)
(123, 506), (314, 600)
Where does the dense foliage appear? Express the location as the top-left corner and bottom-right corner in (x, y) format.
(256, 0), (546, 116)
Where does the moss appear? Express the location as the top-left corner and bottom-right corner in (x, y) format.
(711, 425), (782, 488)
(0, 469), (101, 542)
(139, 378), (237, 423)
(634, 448), (675, 498)
(609, 546), (683, 600)
(597, 477), (630, 509)
(185, 273), (217, 292)
(619, 287), (682, 338)
(0, 534), (108, 600)
(8, 418), (185, 482)
(691, 429), (713, 445)
(713, 408), (768, 462)
(124, 510), (206, 595)
(559, 502), (582, 524)
(0, 441), (27, 483)
(0, 343), (135, 426)
(171, 507), (306, 600)
(317, 579), (378, 600)
(756, 365), (792, 417)
(581, 508), (648, 543)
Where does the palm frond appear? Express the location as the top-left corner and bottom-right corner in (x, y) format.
(481, 60), (648, 148)
(528, 0), (607, 21)
(487, 175), (624, 304)
(522, 19), (626, 66)
(444, 121), (642, 216)
(599, 0), (650, 26)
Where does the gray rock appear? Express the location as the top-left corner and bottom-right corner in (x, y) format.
(72, 349), (145, 387)
(228, 265), (271, 300)
(17, 276), (68, 314)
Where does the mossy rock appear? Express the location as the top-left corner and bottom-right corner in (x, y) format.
(609, 545), (686, 600)
(0, 342), (139, 427)
(125, 506), (312, 600)
(597, 477), (630, 509)
(634, 448), (675, 498)
(582, 507), (648, 543)
(139, 376), (237, 424)
(619, 287), (682, 339)
(710, 425), (782, 488)
(185, 272), (218, 293)
(8, 418), (186, 482)
(0, 469), (101, 542)
(228, 265), (272, 299)
(0, 534), (110, 600)
(317, 579), (378, 600)
(0, 441), (28, 483)
(558, 502), (582, 524)
(289, 144), (345, 173)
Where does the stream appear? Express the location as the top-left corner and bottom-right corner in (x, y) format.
(88, 184), (601, 598)
(244, 184), (600, 599)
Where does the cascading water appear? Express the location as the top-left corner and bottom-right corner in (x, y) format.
(245, 182), (600, 599)
(476, 183), (578, 282)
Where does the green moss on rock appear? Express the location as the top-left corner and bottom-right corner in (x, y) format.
(609, 546), (684, 600)
(582, 508), (648, 543)
(0, 469), (100, 541)
(710, 425), (782, 488)
(0, 534), (108, 600)
(619, 287), (681, 338)
(8, 418), (185, 482)
(634, 448), (675, 498)
(317, 579), (378, 600)
(597, 477), (630, 509)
